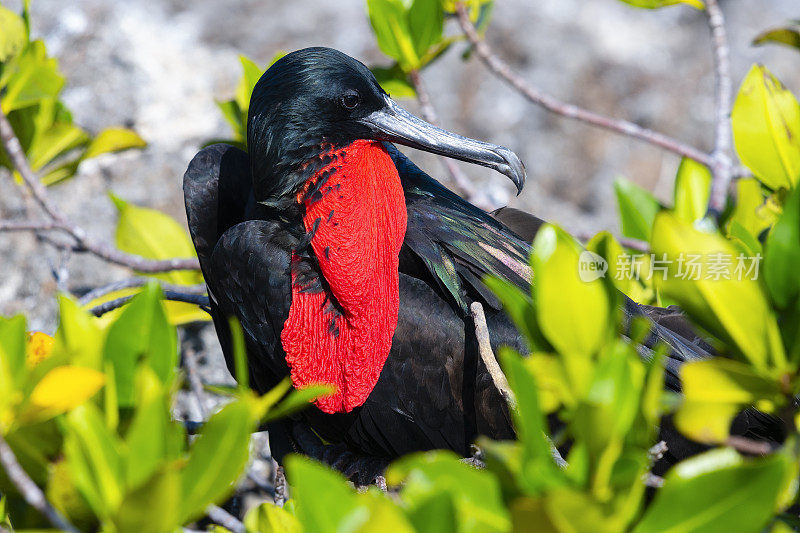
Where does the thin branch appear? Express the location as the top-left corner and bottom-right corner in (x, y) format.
(0, 434), (78, 532)
(206, 505), (244, 533)
(0, 108), (200, 274)
(648, 440), (668, 464)
(408, 70), (493, 210)
(470, 301), (514, 407)
(274, 465), (287, 507)
(78, 277), (207, 306)
(704, 0), (735, 217)
(470, 301), (567, 468)
(0, 112), (65, 223)
(0, 219), (70, 232)
(645, 473), (665, 488)
(455, 4), (713, 167)
(183, 344), (210, 420)
(726, 435), (774, 456)
(89, 291), (210, 317)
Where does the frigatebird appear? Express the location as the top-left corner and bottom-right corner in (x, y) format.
(183, 47), (763, 477)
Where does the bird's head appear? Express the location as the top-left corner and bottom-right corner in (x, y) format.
(247, 47), (525, 204)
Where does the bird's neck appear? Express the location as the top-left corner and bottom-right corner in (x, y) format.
(281, 140), (407, 413)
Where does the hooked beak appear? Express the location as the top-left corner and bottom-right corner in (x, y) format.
(359, 97), (526, 194)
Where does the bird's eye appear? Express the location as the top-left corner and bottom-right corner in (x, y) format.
(341, 90), (360, 110)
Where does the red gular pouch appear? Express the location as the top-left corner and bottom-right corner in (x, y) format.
(281, 140), (408, 413)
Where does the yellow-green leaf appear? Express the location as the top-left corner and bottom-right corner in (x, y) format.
(110, 193), (201, 286)
(725, 178), (778, 240)
(675, 358), (782, 443)
(673, 158), (711, 223)
(651, 212), (784, 369)
(732, 65), (800, 190)
(28, 365), (105, 418)
(617, 0), (704, 9)
(244, 502), (301, 533)
(83, 127), (146, 160)
(532, 225), (611, 357)
(0, 5), (26, 63)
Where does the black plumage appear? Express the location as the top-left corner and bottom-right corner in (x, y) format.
(184, 48), (720, 473)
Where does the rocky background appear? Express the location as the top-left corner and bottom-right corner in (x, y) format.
(1, 0), (799, 339)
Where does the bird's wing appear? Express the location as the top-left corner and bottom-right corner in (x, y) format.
(183, 144), (252, 274)
(208, 219), (297, 393)
(388, 145), (533, 315)
(184, 144), (294, 393)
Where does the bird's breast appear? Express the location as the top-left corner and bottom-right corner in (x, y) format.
(281, 140), (408, 413)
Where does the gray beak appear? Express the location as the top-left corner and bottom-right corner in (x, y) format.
(359, 97), (526, 194)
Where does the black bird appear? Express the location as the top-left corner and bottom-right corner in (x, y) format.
(183, 47), (718, 475)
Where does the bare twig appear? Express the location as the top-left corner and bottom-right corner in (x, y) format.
(704, 0), (735, 217)
(455, 4), (713, 167)
(183, 345), (210, 420)
(0, 434), (78, 532)
(274, 465), (287, 507)
(470, 301), (514, 407)
(78, 277), (207, 306)
(645, 473), (665, 488)
(206, 505), (244, 533)
(726, 435), (774, 456)
(89, 291), (210, 317)
(648, 440), (668, 464)
(0, 108), (200, 274)
(408, 70), (493, 210)
(0, 219), (70, 232)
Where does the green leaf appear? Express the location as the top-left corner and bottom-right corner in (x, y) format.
(228, 316), (249, 392)
(408, 0), (444, 59)
(732, 64), (800, 191)
(244, 502), (301, 533)
(235, 55), (265, 113)
(367, 0), (420, 71)
(123, 368), (184, 490)
(617, 0), (704, 8)
(532, 225), (611, 357)
(614, 177), (660, 241)
(483, 275), (549, 352)
(0, 41), (64, 112)
(675, 358), (782, 443)
(500, 348), (565, 496)
(673, 158), (711, 223)
(261, 384), (335, 423)
(764, 185), (800, 308)
(285, 455), (364, 533)
(404, 492), (457, 533)
(0, 314), (27, 392)
(103, 284), (178, 407)
(650, 212), (785, 369)
(62, 403), (125, 519)
(110, 192), (201, 285)
(387, 451), (511, 532)
(635, 448), (790, 533)
(0, 5), (26, 63)
(27, 122), (89, 171)
(371, 66), (416, 99)
(53, 295), (104, 369)
(83, 128), (146, 160)
(753, 26), (800, 52)
(216, 99), (244, 140)
(725, 178), (776, 239)
(115, 464), (181, 533)
(180, 399), (255, 522)
(25, 365), (106, 422)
